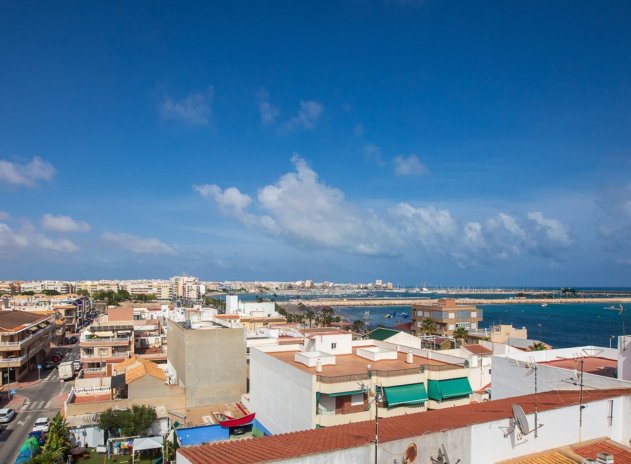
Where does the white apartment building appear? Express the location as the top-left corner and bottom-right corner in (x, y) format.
(75, 280), (121, 294)
(19, 280), (73, 294)
(171, 276), (205, 300)
(249, 330), (474, 435)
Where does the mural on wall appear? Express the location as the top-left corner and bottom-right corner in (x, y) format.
(402, 443), (417, 464)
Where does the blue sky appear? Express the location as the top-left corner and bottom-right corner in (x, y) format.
(1, 1), (631, 286)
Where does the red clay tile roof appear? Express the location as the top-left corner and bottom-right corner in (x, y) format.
(178, 388), (631, 464)
(462, 344), (493, 355)
(573, 439), (631, 464)
(540, 357), (617, 378)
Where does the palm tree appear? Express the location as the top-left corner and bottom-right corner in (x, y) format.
(352, 319), (365, 334)
(528, 341), (548, 351)
(30, 413), (72, 464)
(305, 310), (315, 328)
(420, 318), (437, 335)
(453, 326), (469, 346)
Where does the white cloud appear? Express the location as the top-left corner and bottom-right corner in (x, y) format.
(390, 203), (457, 246)
(0, 223), (28, 249)
(102, 231), (178, 256)
(527, 211), (572, 245)
(0, 211), (9, 221)
(257, 90), (280, 125)
(160, 87), (213, 126)
(196, 156), (575, 266)
(392, 154), (428, 176)
(33, 234), (79, 253)
(0, 156), (56, 187)
(41, 214), (91, 232)
(0, 222), (78, 253)
(283, 101), (323, 131)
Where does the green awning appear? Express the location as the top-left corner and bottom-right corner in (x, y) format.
(428, 378), (473, 401)
(325, 390), (365, 397)
(383, 383), (428, 407)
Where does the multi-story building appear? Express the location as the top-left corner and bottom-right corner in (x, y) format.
(412, 298), (482, 337)
(167, 319), (246, 408)
(75, 280), (120, 294)
(80, 307), (135, 375)
(19, 281), (73, 294)
(249, 329), (473, 434)
(0, 310), (55, 385)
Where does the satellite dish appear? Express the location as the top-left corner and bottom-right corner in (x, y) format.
(512, 404), (530, 435)
(441, 444), (451, 464)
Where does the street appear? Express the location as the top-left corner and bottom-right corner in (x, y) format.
(0, 344), (79, 464)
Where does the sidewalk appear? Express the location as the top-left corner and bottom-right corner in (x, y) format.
(0, 392), (26, 410)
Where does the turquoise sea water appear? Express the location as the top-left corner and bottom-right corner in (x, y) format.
(336, 302), (627, 349)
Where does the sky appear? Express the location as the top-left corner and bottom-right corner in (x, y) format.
(1, 1), (631, 286)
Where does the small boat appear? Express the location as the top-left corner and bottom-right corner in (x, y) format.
(217, 403), (256, 428)
(604, 305), (617, 310)
(541, 303), (548, 307)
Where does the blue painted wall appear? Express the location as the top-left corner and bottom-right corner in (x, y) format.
(176, 425), (229, 446)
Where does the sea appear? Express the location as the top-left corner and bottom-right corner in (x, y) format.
(236, 289), (631, 349)
(335, 302), (626, 349)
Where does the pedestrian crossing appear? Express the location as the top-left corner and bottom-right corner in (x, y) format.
(44, 369), (59, 381)
(22, 399), (52, 412)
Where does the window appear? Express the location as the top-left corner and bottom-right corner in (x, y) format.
(331, 343), (337, 349)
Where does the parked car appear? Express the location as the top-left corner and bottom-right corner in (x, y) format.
(43, 361), (56, 369)
(32, 417), (50, 433)
(0, 408), (16, 423)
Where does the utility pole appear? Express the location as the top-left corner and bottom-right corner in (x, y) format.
(578, 359), (585, 442)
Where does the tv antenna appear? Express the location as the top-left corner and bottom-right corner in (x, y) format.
(430, 444), (461, 464)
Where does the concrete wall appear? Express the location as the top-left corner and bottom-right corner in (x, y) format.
(471, 395), (631, 463)
(168, 320), (247, 407)
(177, 393), (631, 464)
(65, 395), (185, 417)
(617, 336), (631, 381)
(250, 347), (315, 434)
(68, 426), (105, 448)
(492, 355), (631, 400)
(128, 376), (184, 401)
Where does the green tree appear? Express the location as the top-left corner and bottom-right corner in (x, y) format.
(41, 289), (61, 296)
(453, 326), (469, 346)
(352, 319), (365, 334)
(76, 289), (89, 296)
(420, 318), (437, 335)
(98, 405), (157, 437)
(305, 310), (315, 327)
(528, 342), (548, 351)
(29, 412), (72, 463)
(132, 293), (157, 303)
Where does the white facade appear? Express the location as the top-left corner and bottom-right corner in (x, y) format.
(492, 345), (631, 400)
(179, 392), (631, 464)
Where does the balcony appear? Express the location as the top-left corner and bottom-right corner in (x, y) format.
(80, 352), (131, 363)
(80, 336), (131, 346)
(0, 325), (54, 351)
(0, 355), (27, 367)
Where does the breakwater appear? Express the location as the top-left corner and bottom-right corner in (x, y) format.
(298, 297), (631, 307)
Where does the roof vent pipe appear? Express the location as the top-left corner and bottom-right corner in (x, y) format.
(406, 350), (413, 364)
(316, 357), (322, 373)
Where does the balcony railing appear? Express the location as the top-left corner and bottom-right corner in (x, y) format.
(0, 325), (53, 350)
(80, 337), (131, 345)
(80, 352), (131, 360)
(319, 404), (368, 416)
(0, 355), (27, 366)
(317, 372), (370, 383)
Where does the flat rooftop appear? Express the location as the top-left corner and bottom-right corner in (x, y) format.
(268, 347), (457, 377)
(539, 356), (617, 378)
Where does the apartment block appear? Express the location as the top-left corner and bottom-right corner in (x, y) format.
(0, 310), (55, 385)
(249, 329), (473, 434)
(412, 298), (483, 336)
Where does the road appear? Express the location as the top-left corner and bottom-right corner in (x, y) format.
(0, 344), (79, 464)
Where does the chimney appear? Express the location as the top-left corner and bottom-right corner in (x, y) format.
(406, 350), (414, 364)
(597, 453), (614, 464)
(316, 357), (322, 373)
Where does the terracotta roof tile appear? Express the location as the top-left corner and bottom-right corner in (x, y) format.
(500, 451), (578, 464)
(462, 344), (493, 355)
(573, 439), (631, 464)
(113, 355), (167, 383)
(0, 310), (50, 331)
(178, 388), (631, 464)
